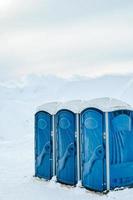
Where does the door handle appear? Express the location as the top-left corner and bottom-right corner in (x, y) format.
(36, 141), (51, 167)
(58, 143), (75, 172)
(83, 145), (104, 177)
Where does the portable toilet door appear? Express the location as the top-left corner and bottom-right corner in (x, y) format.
(109, 110), (133, 189)
(35, 111), (52, 180)
(56, 109), (77, 185)
(81, 108), (105, 192)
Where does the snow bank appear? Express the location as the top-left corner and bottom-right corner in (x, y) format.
(1, 76), (133, 200)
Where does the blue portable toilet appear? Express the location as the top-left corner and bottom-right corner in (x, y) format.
(55, 101), (82, 185)
(81, 107), (105, 191)
(109, 110), (133, 189)
(34, 98), (133, 192)
(35, 102), (59, 180)
(80, 98), (132, 192)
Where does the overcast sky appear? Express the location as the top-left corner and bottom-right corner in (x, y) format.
(0, 0), (133, 81)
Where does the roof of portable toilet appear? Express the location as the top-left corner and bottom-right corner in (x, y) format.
(80, 97), (132, 112)
(37, 100), (83, 114)
(57, 100), (82, 113)
(36, 102), (61, 114)
(36, 97), (132, 114)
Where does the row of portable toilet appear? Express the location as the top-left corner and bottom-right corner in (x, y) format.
(34, 98), (133, 192)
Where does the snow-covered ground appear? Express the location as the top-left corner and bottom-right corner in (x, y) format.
(0, 74), (133, 200)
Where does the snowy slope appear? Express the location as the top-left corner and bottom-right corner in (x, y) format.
(0, 74), (133, 200)
(1, 74), (133, 104)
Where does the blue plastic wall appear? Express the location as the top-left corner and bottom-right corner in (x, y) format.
(81, 108), (105, 192)
(109, 110), (133, 189)
(56, 110), (77, 185)
(35, 111), (52, 180)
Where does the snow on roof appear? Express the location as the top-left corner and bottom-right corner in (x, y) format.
(57, 100), (83, 113)
(37, 102), (61, 114)
(82, 97), (132, 112)
(36, 100), (82, 114)
(36, 97), (132, 114)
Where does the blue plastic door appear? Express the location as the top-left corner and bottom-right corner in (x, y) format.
(109, 110), (133, 189)
(56, 110), (77, 185)
(35, 111), (52, 180)
(81, 109), (105, 191)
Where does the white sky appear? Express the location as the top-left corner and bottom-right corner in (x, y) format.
(0, 0), (133, 81)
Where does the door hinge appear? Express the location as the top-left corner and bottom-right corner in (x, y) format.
(103, 132), (106, 139)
